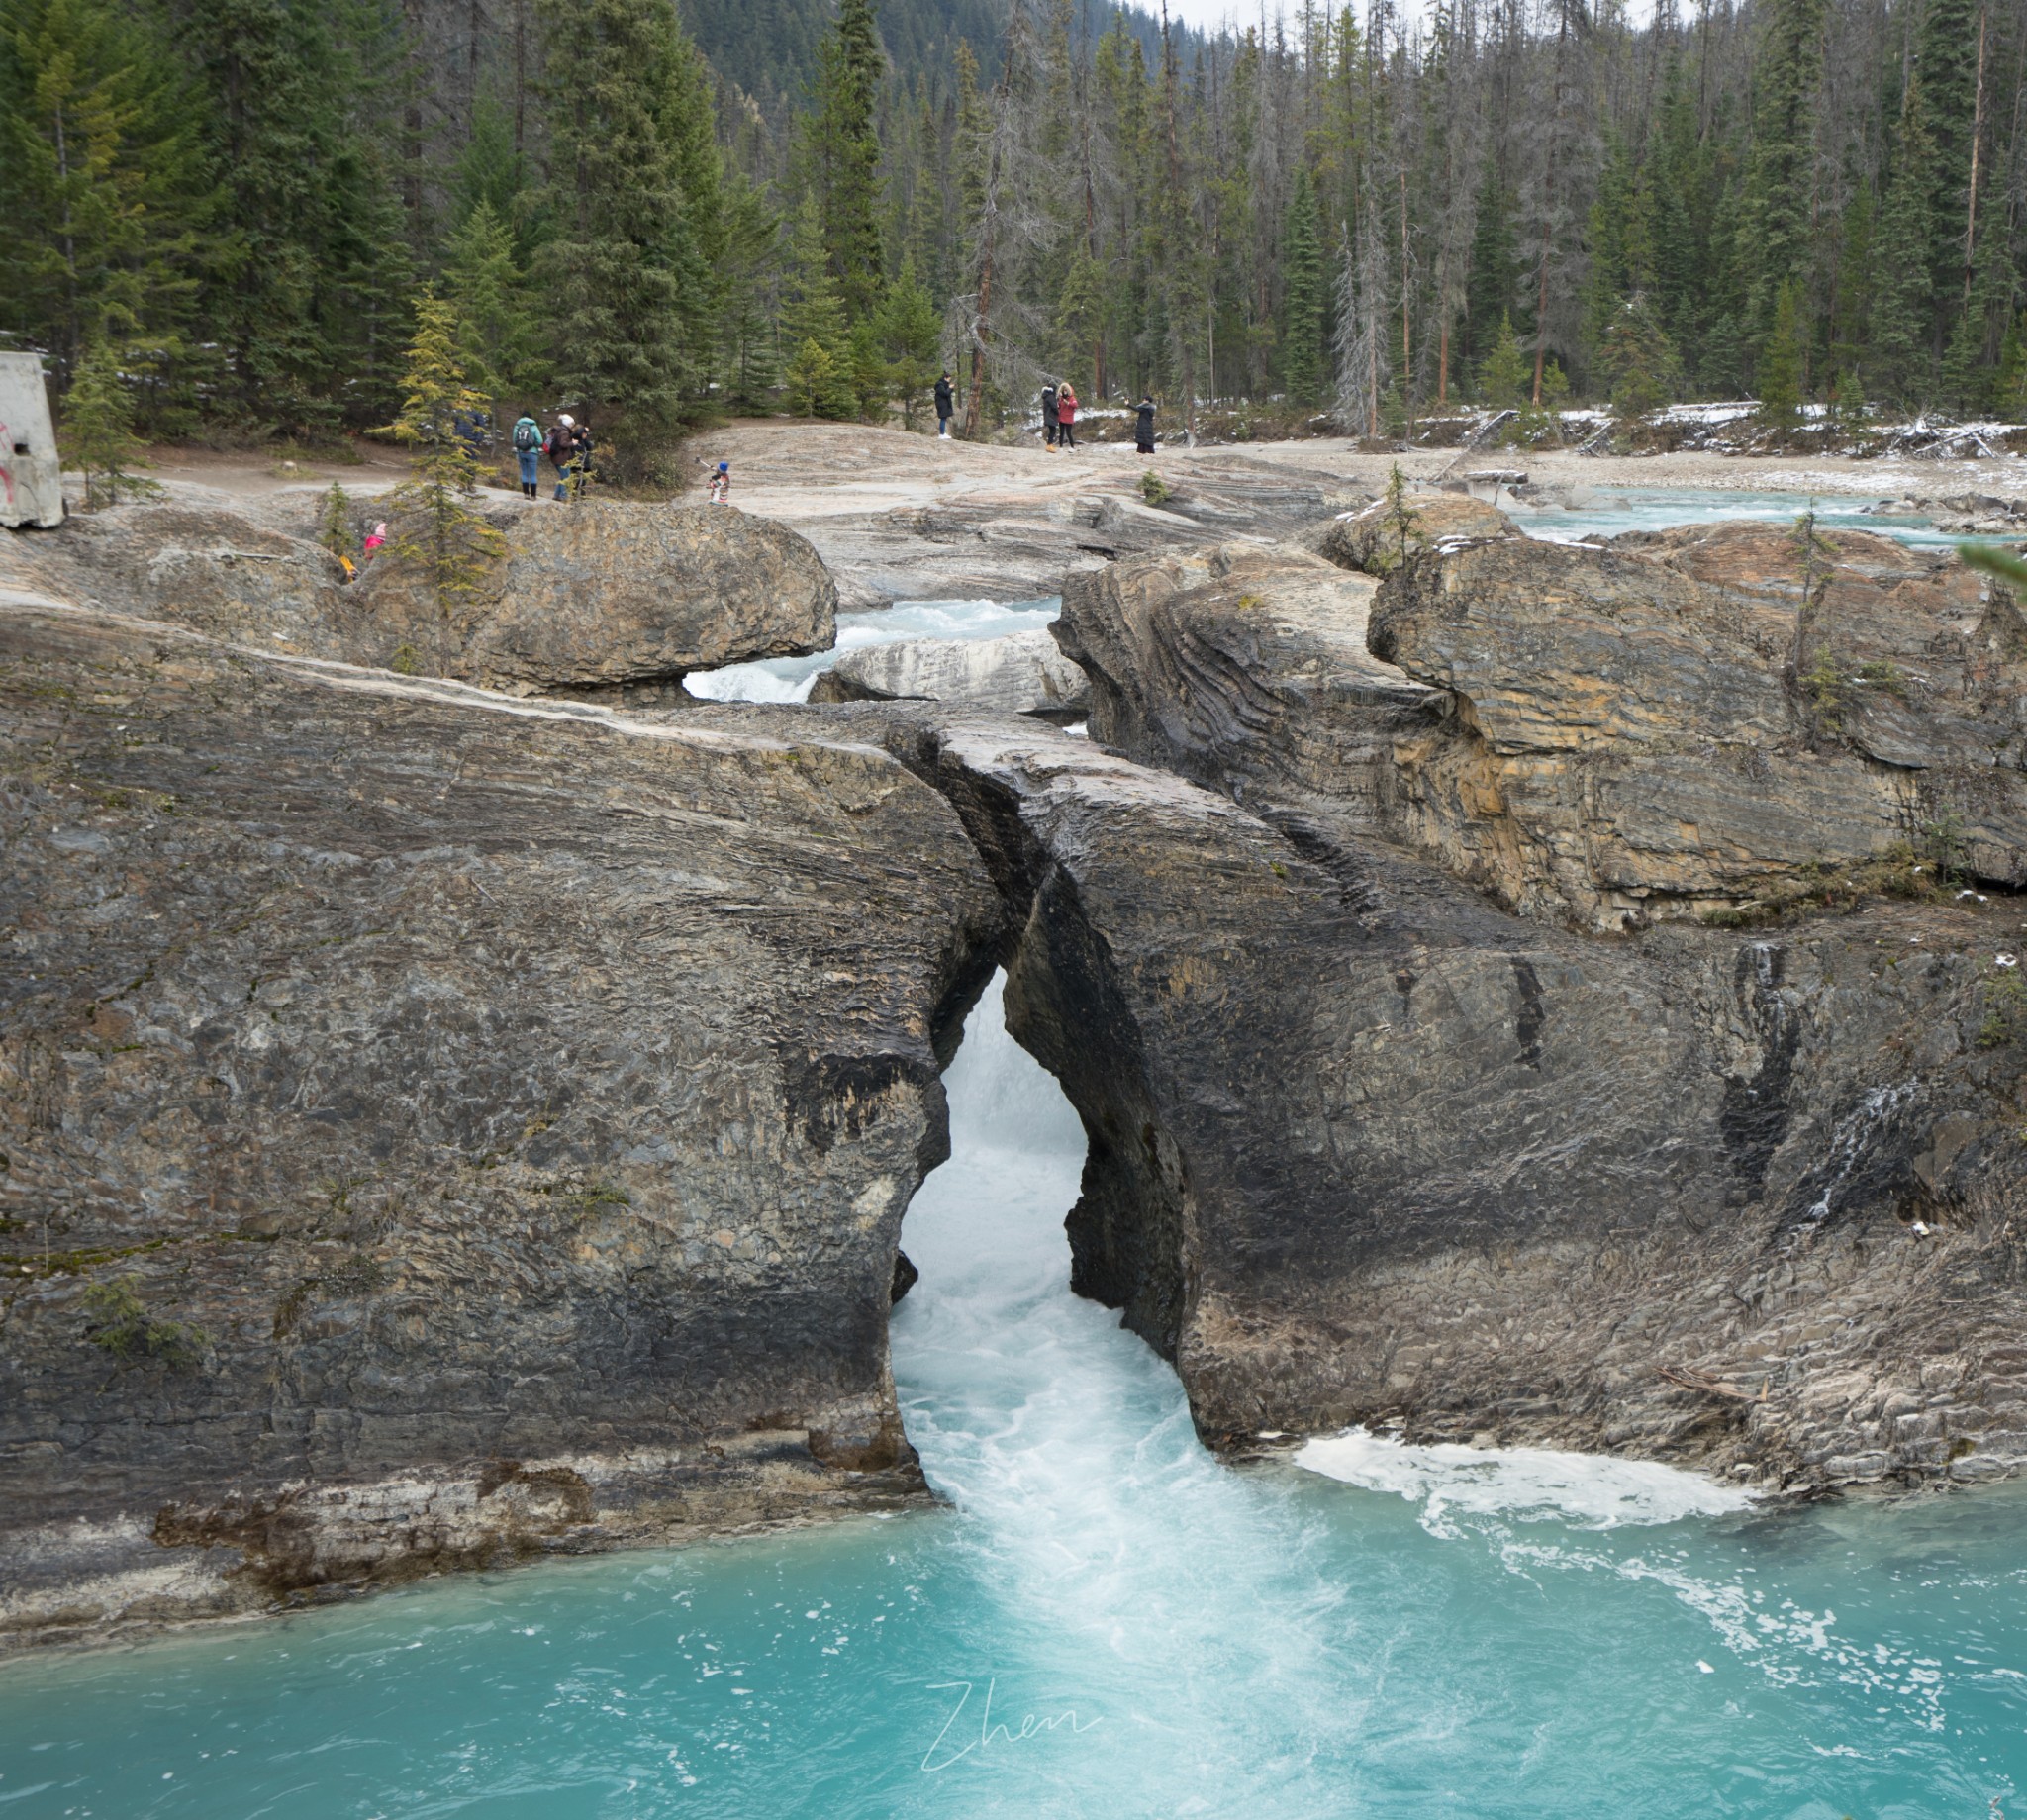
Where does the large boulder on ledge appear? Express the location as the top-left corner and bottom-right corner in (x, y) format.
(0, 498), (836, 696)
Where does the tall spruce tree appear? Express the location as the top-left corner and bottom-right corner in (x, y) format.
(781, 194), (857, 418)
(1, 0), (219, 398)
(537, 0), (716, 442)
(1758, 280), (1806, 428)
(62, 336), (159, 506)
(1736, 0), (1824, 359)
(442, 201), (543, 420)
(1464, 170), (1518, 375)
(1915, 0), (1982, 347)
(166, 0), (412, 429)
(1874, 75), (1939, 407)
(806, 0), (888, 327)
(1280, 170), (1325, 404)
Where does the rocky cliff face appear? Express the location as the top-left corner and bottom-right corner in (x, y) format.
(1062, 519), (2027, 931)
(1023, 521), (2027, 1493)
(1372, 521), (2027, 927)
(903, 718), (2027, 1498)
(8, 491), (2027, 1651)
(0, 499), (834, 695)
(0, 598), (999, 1647)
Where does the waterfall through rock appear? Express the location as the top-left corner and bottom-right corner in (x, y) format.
(3, 980), (2026, 1816)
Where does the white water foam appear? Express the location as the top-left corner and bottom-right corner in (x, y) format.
(685, 597), (1061, 703)
(1294, 1427), (1757, 1537)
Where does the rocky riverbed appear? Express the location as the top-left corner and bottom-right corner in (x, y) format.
(3, 439), (2025, 1651)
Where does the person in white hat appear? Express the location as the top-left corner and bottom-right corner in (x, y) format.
(545, 414), (577, 501)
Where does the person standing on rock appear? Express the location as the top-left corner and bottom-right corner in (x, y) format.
(511, 413), (543, 498)
(1057, 381), (1078, 450)
(1135, 395), (1156, 455)
(934, 372), (954, 437)
(546, 415), (578, 501)
(567, 420), (595, 501)
(1040, 380), (1058, 449)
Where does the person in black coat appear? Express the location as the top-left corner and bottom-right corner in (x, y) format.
(934, 373), (954, 437)
(1040, 381), (1058, 448)
(1135, 396), (1156, 455)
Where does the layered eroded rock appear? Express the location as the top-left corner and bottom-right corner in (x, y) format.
(1053, 540), (1438, 838)
(1373, 522), (2027, 925)
(0, 601), (997, 1646)
(907, 718), (2027, 1495)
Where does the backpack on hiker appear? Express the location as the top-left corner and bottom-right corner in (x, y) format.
(513, 419), (541, 452)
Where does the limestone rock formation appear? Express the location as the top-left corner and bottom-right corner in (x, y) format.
(356, 502), (835, 691)
(1, 498), (835, 694)
(1373, 522), (2027, 925)
(1052, 541), (1438, 837)
(0, 600), (999, 1647)
(810, 627), (1089, 718)
(1317, 489), (1515, 576)
(906, 717), (2027, 1497)
(1062, 523), (2027, 931)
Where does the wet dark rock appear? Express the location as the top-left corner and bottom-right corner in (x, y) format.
(908, 718), (2027, 1493)
(0, 600), (1001, 1646)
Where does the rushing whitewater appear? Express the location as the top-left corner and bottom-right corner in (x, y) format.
(2, 978), (2025, 1816)
(685, 598), (1062, 702)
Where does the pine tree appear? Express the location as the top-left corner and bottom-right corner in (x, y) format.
(537, 0), (717, 443)
(442, 201), (542, 417)
(1, 0), (220, 417)
(1464, 171), (1518, 376)
(718, 173), (783, 407)
(805, 0), (888, 327)
(1873, 76), (1938, 408)
(1477, 311), (1528, 408)
(1758, 280), (1806, 430)
(317, 481), (355, 556)
(1916, 0), (1982, 332)
(1737, 0), (1825, 356)
(1945, 216), (2015, 413)
(379, 295), (505, 627)
(61, 338), (158, 507)
(1598, 293), (1683, 419)
(1280, 170), (1325, 405)
(877, 253), (943, 427)
(1827, 187), (1875, 401)
(171, 0), (413, 430)
(781, 195), (857, 418)
(661, 29), (733, 383)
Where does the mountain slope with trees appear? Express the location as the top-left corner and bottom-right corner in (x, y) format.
(10, 0), (2027, 464)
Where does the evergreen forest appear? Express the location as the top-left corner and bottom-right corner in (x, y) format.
(10, 0), (2027, 461)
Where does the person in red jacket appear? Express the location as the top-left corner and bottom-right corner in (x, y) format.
(1056, 381), (1079, 450)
